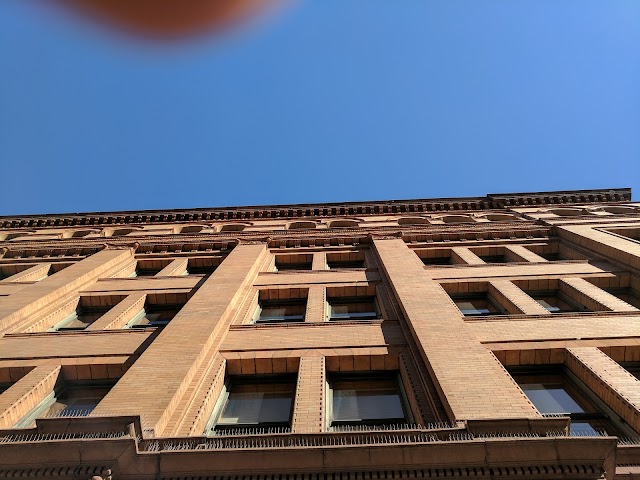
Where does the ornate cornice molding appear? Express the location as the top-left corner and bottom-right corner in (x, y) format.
(0, 188), (631, 229)
(0, 223), (553, 259)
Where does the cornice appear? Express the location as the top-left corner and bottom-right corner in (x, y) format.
(0, 222), (551, 259)
(0, 188), (631, 229)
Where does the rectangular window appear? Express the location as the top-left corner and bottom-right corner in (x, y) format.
(328, 374), (409, 428)
(328, 297), (379, 321)
(511, 368), (629, 436)
(255, 300), (306, 323)
(604, 288), (640, 309)
(479, 255), (510, 264)
(328, 260), (366, 269)
(128, 305), (182, 328)
(530, 291), (585, 313)
(452, 294), (505, 317)
(326, 252), (366, 269)
(52, 306), (110, 331)
(15, 384), (112, 428)
(274, 254), (313, 272)
(208, 377), (296, 433)
(422, 257), (454, 266)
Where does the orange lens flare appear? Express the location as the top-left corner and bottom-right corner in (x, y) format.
(55, 0), (277, 38)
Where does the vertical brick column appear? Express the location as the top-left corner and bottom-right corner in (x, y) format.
(488, 280), (550, 315)
(157, 258), (188, 277)
(292, 356), (325, 433)
(312, 252), (327, 271)
(0, 248), (135, 335)
(450, 247), (485, 265)
(373, 238), (539, 422)
(91, 243), (267, 436)
(560, 278), (639, 312)
(305, 285), (326, 322)
(566, 347), (640, 433)
(86, 293), (147, 330)
(0, 365), (61, 429)
(504, 245), (548, 263)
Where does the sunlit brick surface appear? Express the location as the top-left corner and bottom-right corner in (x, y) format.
(0, 188), (638, 479)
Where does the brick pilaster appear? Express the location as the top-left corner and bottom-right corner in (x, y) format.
(86, 293), (147, 330)
(91, 243), (268, 436)
(566, 347), (640, 433)
(292, 356), (325, 433)
(504, 245), (548, 263)
(305, 285), (326, 322)
(157, 258), (188, 277)
(373, 238), (540, 421)
(488, 280), (550, 315)
(451, 247), (485, 265)
(0, 248), (135, 336)
(312, 252), (327, 271)
(0, 365), (61, 429)
(560, 278), (639, 312)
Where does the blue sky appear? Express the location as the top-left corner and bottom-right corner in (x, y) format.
(0, 0), (638, 215)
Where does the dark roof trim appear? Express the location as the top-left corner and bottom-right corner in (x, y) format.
(0, 188), (631, 229)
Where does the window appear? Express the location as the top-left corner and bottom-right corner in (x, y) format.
(15, 384), (112, 428)
(207, 377), (296, 433)
(127, 305), (182, 328)
(186, 256), (222, 276)
(132, 267), (161, 277)
(530, 291), (585, 313)
(328, 297), (379, 321)
(186, 265), (217, 275)
(274, 254), (313, 272)
(479, 255), (509, 264)
(51, 306), (110, 331)
(255, 300), (306, 324)
(422, 257), (454, 266)
(453, 294), (505, 317)
(326, 252), (366, 269)
(328, 260), (366, 269)
(539, 252), (565, 261)
(619, 363), (640, 380)
(328, 374), (410, 428)
(511, 368), (630, 436)
(604, 288), (640, 309)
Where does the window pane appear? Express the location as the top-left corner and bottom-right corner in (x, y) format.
(131, 306), (180, 327)
(328, 260), (366, 269)
(519, 383), (585, 414)
(257, 303), (305, 323)
(49, 386), (110, 416)
(479, 255), (508, 264)
(276, 263), (312, 271)
(329, 299), (377, 321)
(332, 378), (405, 424)
(422, 257), (453, 266)
(454, 297), (500, 316)
(58, 308), (108, 331)
(533, 295), (580, 313)
(218, 383), (294, 427)
(570, 421), (606, 436)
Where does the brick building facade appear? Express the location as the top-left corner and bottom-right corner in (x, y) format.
(0, 188), (639, 479)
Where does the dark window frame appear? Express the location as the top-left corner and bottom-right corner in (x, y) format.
(207, 375), (297, 434)
(254, 299), (307, 324)
(327, 296), (380, 322)
(326, 372), (412, 429)
(509, 365), (634, 437)
(451, 293), (506, 317)
(528, 290), (588, 314)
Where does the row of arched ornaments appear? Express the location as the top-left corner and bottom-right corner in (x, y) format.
(0, 205), (638, 242)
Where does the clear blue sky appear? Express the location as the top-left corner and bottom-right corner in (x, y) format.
(1, 0), (638, 215)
